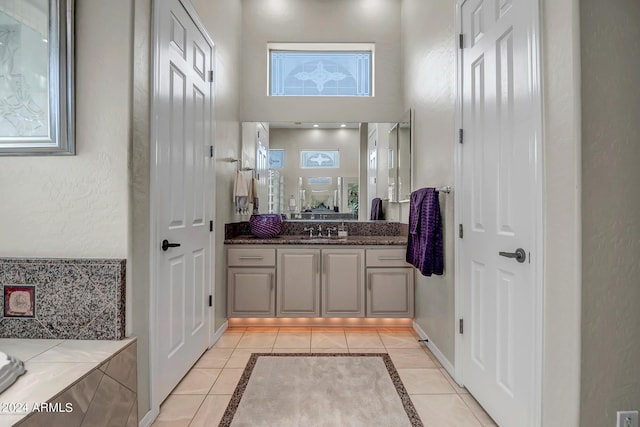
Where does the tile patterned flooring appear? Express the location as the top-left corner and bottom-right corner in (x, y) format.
(152, 327), (497, 427)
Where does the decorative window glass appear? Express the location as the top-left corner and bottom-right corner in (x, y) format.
(307, 177), (332, 185)
(269, 43), (373, 97)
(268, 149), (284, 168)
(300, 150), (339, 169)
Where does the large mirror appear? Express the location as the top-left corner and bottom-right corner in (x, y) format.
(0, 0), (75, 155)
(245, 112), (412, 221)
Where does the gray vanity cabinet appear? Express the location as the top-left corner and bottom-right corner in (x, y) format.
(321, 249), (366, 317)
(366, 249), (414, 317)
(227, 248), (276, 317)
(277, 249), (321, 317)
(226, 245), (412, 319)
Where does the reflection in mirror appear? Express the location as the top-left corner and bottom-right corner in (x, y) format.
(386, 112), (412, 203)
(268, 123), (360, 220)
(397, 114), (412, 202)
(248, 117), (412, 221)
(388, 123), (398, 202)
(0, 0), (74, 155)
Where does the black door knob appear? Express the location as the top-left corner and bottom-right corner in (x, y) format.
(161, 239), (181, 251)
(498, 248), (527, 263)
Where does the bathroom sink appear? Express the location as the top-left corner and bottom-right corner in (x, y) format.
(303, 237), (348, 243)
(305, 238), (332, 243)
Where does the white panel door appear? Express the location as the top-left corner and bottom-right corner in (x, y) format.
(155, 0), (213, 403)
(460, 0), (539, 425)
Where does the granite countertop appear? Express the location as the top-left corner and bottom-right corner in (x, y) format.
(224, 235), (408, 245)
(0, 338), (136, 425)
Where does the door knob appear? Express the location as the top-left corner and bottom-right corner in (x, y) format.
(499, 248), (526, 263)
(161, 239), (181, 251)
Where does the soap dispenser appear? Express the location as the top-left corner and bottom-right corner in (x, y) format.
(338, 222), (348, 238)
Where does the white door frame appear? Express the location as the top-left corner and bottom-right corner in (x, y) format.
(149, 0), (216, 420)
(453, 0), (545, 425)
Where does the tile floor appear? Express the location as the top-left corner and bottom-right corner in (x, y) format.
(152, 327), (497, 427)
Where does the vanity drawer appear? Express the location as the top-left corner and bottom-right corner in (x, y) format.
(228, 248), (276, 266)
(366, 248), (409, 267)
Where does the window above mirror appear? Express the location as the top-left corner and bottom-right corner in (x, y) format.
(268, 43), (374, 97)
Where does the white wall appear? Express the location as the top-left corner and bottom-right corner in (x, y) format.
(541, 0), (582, 424)
(131, 0), (152, 419)
(240, 0), (403, 123)
(401, 0), (456, 363)
(580, 0), (640, 425)
(0, 0), (133, 259)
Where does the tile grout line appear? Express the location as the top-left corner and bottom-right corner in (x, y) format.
(186, 393), (209, 427)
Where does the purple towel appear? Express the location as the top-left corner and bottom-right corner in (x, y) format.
(370, 198), (384, 220)
(406, 188), (443, 276)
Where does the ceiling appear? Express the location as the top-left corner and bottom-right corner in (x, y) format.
(268, 122), (360, 129)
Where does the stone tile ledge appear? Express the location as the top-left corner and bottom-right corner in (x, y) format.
(0, 258), (126, 340)
(225, 235), (408, 245)
(225, 221), (409, 240)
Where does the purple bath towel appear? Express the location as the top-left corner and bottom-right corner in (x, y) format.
(370, 198), (384, 220)
(406, 188), (443, 276)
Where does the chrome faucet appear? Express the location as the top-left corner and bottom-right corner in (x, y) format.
(317, 225), (323, 235)
(326, 227), (337, 238)
(303, 227), (315, 238)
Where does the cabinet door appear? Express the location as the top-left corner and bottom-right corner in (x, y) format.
(227, 267), (275, 317)
(366, 268), (414, 317)
(277, 249), (320, 317)
(322, 249), (365, 317)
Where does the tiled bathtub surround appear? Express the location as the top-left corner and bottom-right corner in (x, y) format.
(225, 221), (408, 239)
(0, 259), (126, 340)
(0, 338), (137, 427)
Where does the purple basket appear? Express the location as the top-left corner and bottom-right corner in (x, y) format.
(249, 214), (284, 238)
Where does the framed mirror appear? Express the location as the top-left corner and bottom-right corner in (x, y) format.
(0, 0), (75, 155)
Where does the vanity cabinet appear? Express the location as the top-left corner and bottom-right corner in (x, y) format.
(226, 245), (412, 319)
(322, 249), (366, 317)
(277, 249), (321, 317)
(366, 248), (414, 317)
(227, 248), (275, 317)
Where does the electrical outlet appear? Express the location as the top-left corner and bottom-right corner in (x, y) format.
(617, 411), (639, 427)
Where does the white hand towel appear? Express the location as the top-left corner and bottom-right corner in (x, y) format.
(248, 177), (259, 214)
(234, 171), (249, 213)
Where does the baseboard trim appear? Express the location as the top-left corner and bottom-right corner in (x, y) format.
(138, 406), (159, 427)
(412, 321), (459, 384)
(211, 320), (229, 346)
